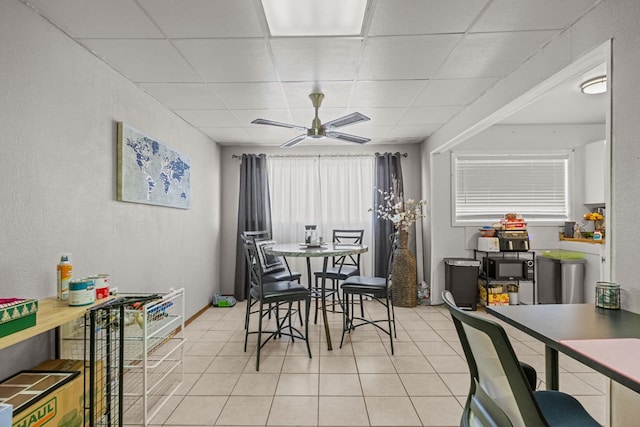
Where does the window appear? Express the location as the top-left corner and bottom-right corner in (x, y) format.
(452, 152), (570, 225)
(268, 155), (374, 274)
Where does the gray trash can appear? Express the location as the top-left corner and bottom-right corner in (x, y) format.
(445, 258), (481, 310)
(537, 255), (586, 304)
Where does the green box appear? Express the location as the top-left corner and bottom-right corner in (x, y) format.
(0, 299), (38, 338)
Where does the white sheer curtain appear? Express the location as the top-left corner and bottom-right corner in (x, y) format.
(268, 156), (374, 277)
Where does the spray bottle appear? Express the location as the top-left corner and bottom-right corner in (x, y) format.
(57, 254), (72, 301)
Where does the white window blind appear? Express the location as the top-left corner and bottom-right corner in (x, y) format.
(452, 153), (570, 224)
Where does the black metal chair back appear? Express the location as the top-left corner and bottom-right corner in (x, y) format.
(331, 229), (364, 273)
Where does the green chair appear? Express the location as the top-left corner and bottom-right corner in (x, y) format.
(442, 290), (600, 427)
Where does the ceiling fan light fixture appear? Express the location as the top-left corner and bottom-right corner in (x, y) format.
(580, 75), (607, 94)
(261, 0), (368, 37)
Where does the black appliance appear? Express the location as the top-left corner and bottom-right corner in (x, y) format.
(445, 258), (481, 310)
(486, 258), (533, 281)
(496, 230), (530, 252)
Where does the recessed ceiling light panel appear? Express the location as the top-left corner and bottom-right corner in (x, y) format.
(261, 0), (368, 37)
(580, 76), (607, 95)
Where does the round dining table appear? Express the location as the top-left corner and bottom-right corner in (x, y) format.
(263, 242), (368, 350)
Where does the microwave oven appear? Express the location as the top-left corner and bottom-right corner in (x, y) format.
(486, 258), (534, 281)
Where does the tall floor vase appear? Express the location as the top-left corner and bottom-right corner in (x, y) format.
(391, 230), (417, 307)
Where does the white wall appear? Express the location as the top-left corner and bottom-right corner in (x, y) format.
(0, 0), (222, 377)
(219, 143), (424, 296)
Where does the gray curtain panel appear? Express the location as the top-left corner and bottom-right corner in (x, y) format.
(234, 154), (272, 300)
(374, 152), (404, 277)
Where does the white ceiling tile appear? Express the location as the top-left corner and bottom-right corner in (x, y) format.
(174, 110), (240, 127)
(27, 1), (604, 147)
(174, 39), (277, 82)
(351, 81), (428, 108)
(352, 108), (406, 126)
(290, 108), (348, 127)
(246, 126), (304, 140)
(210, 83), (287, 109)
(138, 0), (263, 37)
(413, 78), (498, 106)
(399, 106), (464, 125)
(270, 38), (363, 81)
(139, 83), (226, 109)
(389, 124), (441, 138)
(200, 127), (252, 144)
(81, 39), (201, 82)
(471, 0), (599, 32)
(358, 35), (460, 80)
(281, 82), (354, 108)
(369, 0), (489, 35)
(232, 109), (294, 126)
(343, 124), (393, 138)
(27, 0), (163, 38)
(435, 31), (556, 79)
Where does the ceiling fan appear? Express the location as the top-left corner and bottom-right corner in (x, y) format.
(251, 93), (371, 148)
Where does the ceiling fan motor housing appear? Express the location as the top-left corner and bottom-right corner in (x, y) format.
(308, 116), (325, 138)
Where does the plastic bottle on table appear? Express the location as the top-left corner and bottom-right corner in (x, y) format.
(57, 254), (72, 300)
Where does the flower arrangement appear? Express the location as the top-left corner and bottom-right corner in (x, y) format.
(373, 181), (426, 232)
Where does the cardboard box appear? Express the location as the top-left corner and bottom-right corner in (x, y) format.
(488, 293), (510, 306)
(0, 369), (83, 427)
(478, 285), (510, 306)
(0, 300), (38, 338)
(32, 360), (104, 424)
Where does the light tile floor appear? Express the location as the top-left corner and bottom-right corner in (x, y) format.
(137, 300), (606, 427)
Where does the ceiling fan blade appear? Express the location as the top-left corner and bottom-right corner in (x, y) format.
(323, 112), (370, 129)
(280, 134), (307, 148)
(326, 131), (370, 144)
(251, 118), (307, 131)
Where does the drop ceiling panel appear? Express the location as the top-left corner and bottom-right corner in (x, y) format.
(174, 39), (277, 82)
(435, 31), (556, 79)
(201, 127), (252, 144)
(24, 1), (605, 147)
(138, 0), (263, 38)
(290, 108), (348, 126)
(471, 0), (599, 32)
(358, 34), (461, 80)
(139, 83), (226, 109)
(27, 0), (163, 38)
(175, 109), (241, 127)
(246, 126), (303, 140)
(211, 82), (287, 109)
(352, 80), (428, 108)
(413, 78), (498, 106)
(270, 38), (363, 81)
(80, 39), (202, 82)
(232, 109), (294, 126)
(352, 108), (406, 126)
(368, 0), (490, 35)
(399, 106), (464, 125)
(281, 82), (354, 108)
(389, 124), (441, 138)
(340, 122), (393, 139)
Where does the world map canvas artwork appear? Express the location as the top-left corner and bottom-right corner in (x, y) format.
(117, 122), (191, 209)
